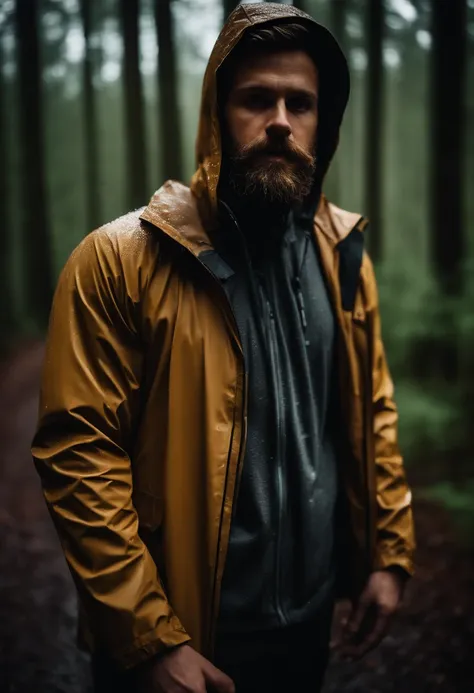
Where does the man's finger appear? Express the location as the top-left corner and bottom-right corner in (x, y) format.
(344, 594), (370, 639)
(202, 658), (235, 693)
(349, 608), (390, 659)
(358, 608), (390, 655)
(330, 614), (348, 649)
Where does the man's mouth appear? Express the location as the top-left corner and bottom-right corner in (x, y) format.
(258, 150), (292, 162)
(265, 152), (286, 158)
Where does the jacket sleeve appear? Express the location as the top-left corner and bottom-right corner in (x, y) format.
(31, 229), (191, 669)
(363, 254), (416, 577)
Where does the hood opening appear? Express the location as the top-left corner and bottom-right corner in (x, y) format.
(190, 3), (350, 230)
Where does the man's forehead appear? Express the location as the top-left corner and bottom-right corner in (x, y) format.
(230, 49), (319, 93)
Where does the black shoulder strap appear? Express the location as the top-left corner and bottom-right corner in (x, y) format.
(338, 226), (365, 312)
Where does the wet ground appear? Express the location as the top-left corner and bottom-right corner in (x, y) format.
(1, 341), (473, 692)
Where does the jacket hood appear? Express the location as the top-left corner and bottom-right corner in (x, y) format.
(190, 2), (350, 229)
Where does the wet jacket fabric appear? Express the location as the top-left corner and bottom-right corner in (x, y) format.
(214, 206), (339, 631)
(32, 2), (415, 671)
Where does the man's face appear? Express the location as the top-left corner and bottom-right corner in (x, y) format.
(224, 49), (319, 205)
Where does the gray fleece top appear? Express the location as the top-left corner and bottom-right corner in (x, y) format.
(204, 203), (339, 633)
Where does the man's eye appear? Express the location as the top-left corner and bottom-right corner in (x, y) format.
(244, 94), (271, 110)
(287, 98), (312, 113)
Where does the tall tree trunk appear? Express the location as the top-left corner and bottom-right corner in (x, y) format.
(328, 0), (347, 203)
(0, 38), (14, 345)
(14, 0), (54, 329)
(80, 0), (101, 231)
(431, 0), (466, 295)
(330, 0), (346, 48)
(365, 0), (384, 262)
(155, 0), (183, 182)
(223, 0), (239, 22)
(80, 0), (101, 230)
(426, 0), (467, 383)
(120, 0), (148, 209)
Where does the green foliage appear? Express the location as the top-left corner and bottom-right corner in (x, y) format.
(377, 260), (474, 481)
(418, 481), (474, 544)
(393, 382), (459, 458)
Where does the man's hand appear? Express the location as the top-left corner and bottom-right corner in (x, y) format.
(336, 568), (406, 660)
(136, 643), (235, 693)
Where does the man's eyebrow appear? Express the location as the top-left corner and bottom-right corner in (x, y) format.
(234, 84), (318, 100)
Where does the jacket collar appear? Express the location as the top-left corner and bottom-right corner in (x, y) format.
(315, 195), (367, 246)
(140, 181), (367, 258)
(139, 180), (214, 257)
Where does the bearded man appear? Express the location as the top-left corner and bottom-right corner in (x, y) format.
(32, 4), (415, 693)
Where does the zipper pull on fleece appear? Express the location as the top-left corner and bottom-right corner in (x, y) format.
(267, 299), (274, 321)
(293, 277), (310, 346)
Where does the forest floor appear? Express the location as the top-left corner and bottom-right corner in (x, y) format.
(1, 340), (473, 693)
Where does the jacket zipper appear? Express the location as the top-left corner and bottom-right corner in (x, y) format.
(153, 228), (247, 652)
(189, 253), (247, 646)
(231, 371), (248, 519)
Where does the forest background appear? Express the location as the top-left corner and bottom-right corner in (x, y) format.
(0, 1), (474, 691)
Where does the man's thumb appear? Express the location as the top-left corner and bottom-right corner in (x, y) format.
(202, 659), (235, 693)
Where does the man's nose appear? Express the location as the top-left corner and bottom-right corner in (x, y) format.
(266, 99), (291, 139)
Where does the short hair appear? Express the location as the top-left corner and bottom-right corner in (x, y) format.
(240, 21), (312, 49)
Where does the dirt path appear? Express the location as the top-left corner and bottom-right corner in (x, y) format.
(0, 341), (473, 692)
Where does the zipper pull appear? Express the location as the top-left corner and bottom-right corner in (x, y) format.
(294, 277), (307, 329)
(267, 300), (274, 321)
(294, 277), (310, 346)
(296, 290), (307, 329)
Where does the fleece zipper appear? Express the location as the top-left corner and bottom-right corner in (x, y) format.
(219, 200), (293, 626)
(257, 280), (287, 626)
(268, 297), (287, 626)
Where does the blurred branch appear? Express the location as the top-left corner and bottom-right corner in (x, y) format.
(120, 0), (148, 207)
(155, 0), (183, 182)
(79, 0), (101, 231)
(327, 0), (348, 204)
(330, 0), (347, 50)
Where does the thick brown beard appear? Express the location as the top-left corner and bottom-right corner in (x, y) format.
(228, 137), (317, 205)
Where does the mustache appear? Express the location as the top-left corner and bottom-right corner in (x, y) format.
(233, 137), (316, 168)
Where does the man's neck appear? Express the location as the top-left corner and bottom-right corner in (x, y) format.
(220, 184), (292, 232)
(217, 185), (298, 269)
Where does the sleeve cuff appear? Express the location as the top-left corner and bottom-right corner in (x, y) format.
(113, 618), (192, 670)
(373, 552), (415, 578)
